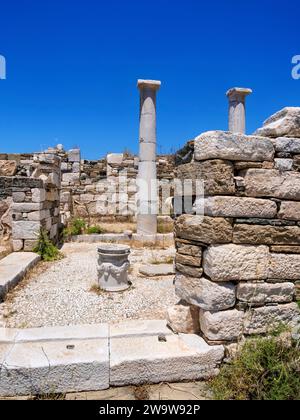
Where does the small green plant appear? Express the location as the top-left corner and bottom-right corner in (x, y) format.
(65, 218), (86, 236)
(34, 230), (62, 262)
(86, 225), (105, 235)
(297, 301), (300, 310)
(210, 329), (300, 400)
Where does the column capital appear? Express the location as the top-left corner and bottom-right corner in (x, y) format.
(137, 79), (161, 91)
(226, 87), (252, 100)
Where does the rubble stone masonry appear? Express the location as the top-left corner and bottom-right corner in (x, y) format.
(169, 117), (300, 343)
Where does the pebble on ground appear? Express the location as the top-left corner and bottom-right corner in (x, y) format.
(1, 243), (177, 328)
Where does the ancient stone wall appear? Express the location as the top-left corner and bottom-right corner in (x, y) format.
(168, 125), (300, 345)
(0, 144), (176, 246)
(0, 154), (35, 255)
(11, 152), (61, 252)
(54, 146), (175, 224)
(0, 152), (61, 253)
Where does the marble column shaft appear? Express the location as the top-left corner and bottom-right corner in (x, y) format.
(137, 79), (161, 236)
(226, 87), (252, 134)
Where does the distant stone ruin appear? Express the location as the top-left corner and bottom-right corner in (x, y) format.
(0, 148), (175, 253)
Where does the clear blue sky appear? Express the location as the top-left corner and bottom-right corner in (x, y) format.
(0, 0), (299, 159)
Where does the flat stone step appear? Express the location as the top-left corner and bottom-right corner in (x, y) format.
(110, 333), (224, 387)
(15, 323), (109, 343)
(110, 319), (173, 338)
(139, 264), (175, 277)
(0, 320), (224, 397)
(0, 339), (109, 396)
(0, 324), (110, 397)
(0, 252), (40, 301)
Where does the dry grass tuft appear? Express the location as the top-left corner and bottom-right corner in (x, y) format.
(134, 385), (150, 400)
(89, 283), (104, 296)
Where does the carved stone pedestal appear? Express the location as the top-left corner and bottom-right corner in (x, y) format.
(98, 244), (131, 292)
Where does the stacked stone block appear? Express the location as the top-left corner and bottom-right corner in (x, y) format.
(0, 177), (14, 251)
(11, 153), (61, 252)
(168, 128), (300, 343)
(0, 153), (35, 178)
(57, 147), (175, 224)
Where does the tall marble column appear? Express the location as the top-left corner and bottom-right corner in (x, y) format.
(226, 87), (252, 134)
(137, 79), (161, 237)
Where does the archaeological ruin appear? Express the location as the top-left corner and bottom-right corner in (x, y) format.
(0, 82), (300, 396)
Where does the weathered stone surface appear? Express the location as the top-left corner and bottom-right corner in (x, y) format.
(269, 253), (300, 280)
(175, 215), (233, 244)
(244, 303), (300, 335)
(203, 244), (269, 281)
(270, 245), (300, 254)
(233, 224), (300, 245)
(175, 141), (194, 166)
(0, 253), (40, 300)
(139, 264), (175, 277)
(12, 221), (40, 240)
(0, 201), (9, 218)
(201, 196), (277, 219)
(167, 302), (200, 334)
(23, 240), (39, 252)
(293, 155), (300, 172)
(273, 137), (300, 153)
(274, 158), (293, 171)
(12, 192), (25, 203)
(60, 191), (71, 203)
(13, 324), (109, 343)
(176, 241), (202, 257)
(243, 169), (300, 200)
(200, 309), (245, 341)
(0, 160), (17, 176)
(234, 218), (295, 227)
(175, 253), (201, 267)
(0, 339), (109, 396)
(296, 282), (300, 300)
(237, 282), (295, 305)
(107, 153), (124, 165)
(194, 131), (274, 162)
(110, 334), (224, 386)
(255, 108), (300, 138)
(68, 149), (81, 162)
(278, 201), (300, 221)
(12, 178), (43, 189)
(175, 263), (203, 278)
(175, 274), (236, 311)
(12, 203), (41, 213)
(27, 210), (48, 222)
(0, 199), (12, 236)
(31, 188), (46, 203)
(110, 320), (173, 339)
(234, 161), (274, 171)
(62, 173), (80, 184)
(175, 160), (235, 196)
(12, 240), (23, 252)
